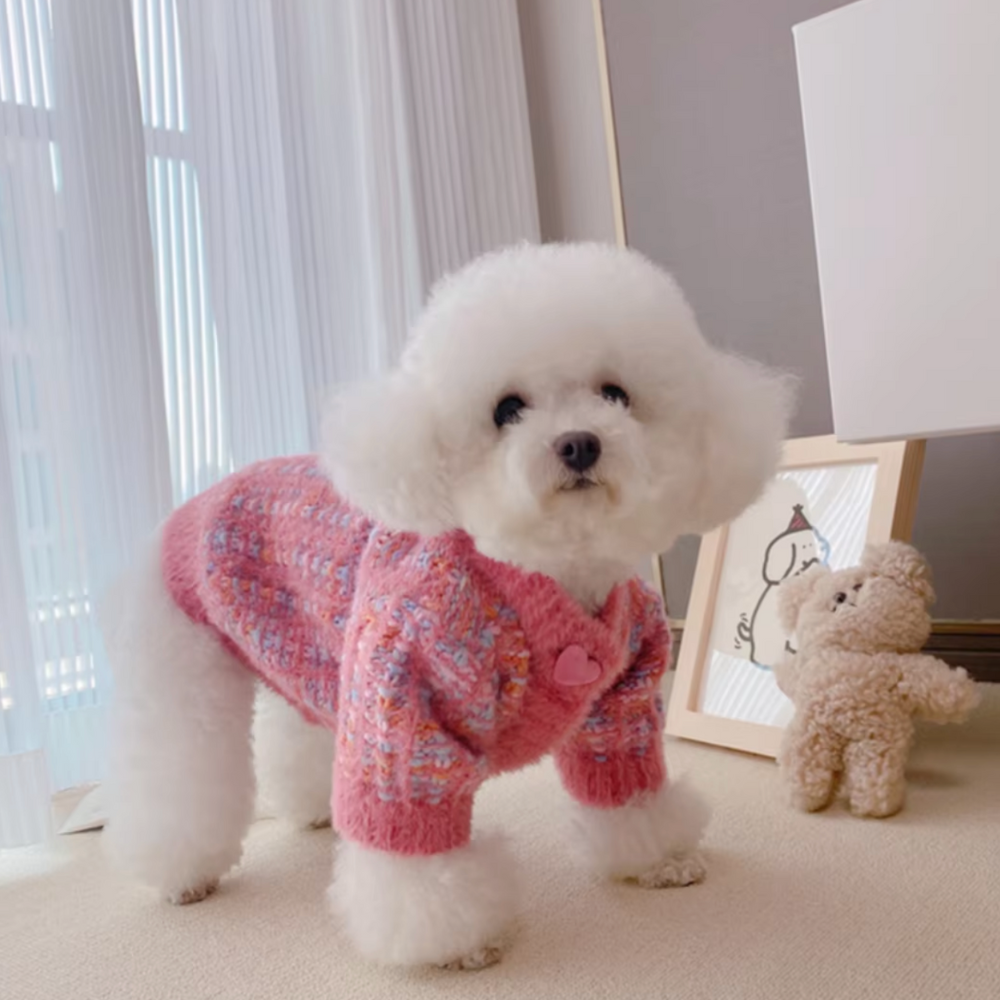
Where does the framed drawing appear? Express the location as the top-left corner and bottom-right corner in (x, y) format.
(665, 435), (925, 757)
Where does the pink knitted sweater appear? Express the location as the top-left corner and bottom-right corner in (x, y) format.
(162, 457), (671, 856)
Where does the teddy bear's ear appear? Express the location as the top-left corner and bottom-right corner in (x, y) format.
(776, 564), (830, 634)
(862, 541), (935, 606)
(320, 371), (457, 536)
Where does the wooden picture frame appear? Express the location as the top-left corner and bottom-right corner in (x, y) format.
(665, 435), (925, 758)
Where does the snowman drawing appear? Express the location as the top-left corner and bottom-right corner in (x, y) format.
(736, 504), (823, 668)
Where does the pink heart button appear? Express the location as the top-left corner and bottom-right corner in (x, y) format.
(553, 645), (602, 687)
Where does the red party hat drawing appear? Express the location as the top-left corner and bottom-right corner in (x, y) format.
(786, 504), (812, 533)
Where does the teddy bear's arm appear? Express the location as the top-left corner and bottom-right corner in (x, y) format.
(771, 653), (799, 700)
(896, 654), (981, 724)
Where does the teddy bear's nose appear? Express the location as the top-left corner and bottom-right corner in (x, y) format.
(555, 432), (602, 473)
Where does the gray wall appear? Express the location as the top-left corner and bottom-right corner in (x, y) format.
(517, 0), (617, 244)
(602, 0), (1000, 621)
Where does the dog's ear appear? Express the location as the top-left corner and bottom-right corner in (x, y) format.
(683, 353), (795, 535)
(320, 372), (456, 536)
(777, 564), (829, 634)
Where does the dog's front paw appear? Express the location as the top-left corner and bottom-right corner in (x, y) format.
(441, 944), (503, 971)
(165, 878), (219, 905)
(331, 838), (518, 968)
(635, 852), (706, 889)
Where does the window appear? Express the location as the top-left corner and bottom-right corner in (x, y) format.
(0, 0), (537, 848)
(133, 0), (230, 505)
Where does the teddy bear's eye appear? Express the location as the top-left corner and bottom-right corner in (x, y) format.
(833, 592), (848, 606)
(600, 383), (630, 407)
(493, 394), (527, 428)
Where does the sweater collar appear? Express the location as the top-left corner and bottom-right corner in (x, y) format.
(447, 531), (636, 674)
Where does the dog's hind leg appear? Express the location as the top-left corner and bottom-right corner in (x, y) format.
(103, 544), (255, 904)
(254, 685), (334, 829)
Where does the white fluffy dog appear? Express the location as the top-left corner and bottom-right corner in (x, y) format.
(104, 243), (789, 969)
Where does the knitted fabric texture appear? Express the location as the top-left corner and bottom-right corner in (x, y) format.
(161, 457), (671, 855)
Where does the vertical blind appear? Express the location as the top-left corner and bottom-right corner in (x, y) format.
(0, 0), (539, 848)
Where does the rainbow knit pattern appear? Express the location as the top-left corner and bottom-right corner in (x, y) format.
(162, 457), (672, 855)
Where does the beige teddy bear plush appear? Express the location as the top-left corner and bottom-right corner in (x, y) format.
(773, 541), (980, 818)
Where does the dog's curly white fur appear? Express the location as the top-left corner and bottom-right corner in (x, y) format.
(103, 541), (256, 904)
(253, 687), (334, 829)
(569, 777), (712, 884)
(328, 836), (519, 969)
(105, 243), (790, 968)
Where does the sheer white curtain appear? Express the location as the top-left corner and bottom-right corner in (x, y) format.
(0, 0), (538, 848)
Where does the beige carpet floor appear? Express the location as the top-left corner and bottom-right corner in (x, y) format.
(3, 684), (999, 1000)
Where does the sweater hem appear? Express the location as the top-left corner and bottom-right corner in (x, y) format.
(556, 752), (666, 809)
(334, 785), (475, 856)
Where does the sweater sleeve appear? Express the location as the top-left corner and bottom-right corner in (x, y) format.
(554, 591), (670, 808)
(332, 600), (488, 857)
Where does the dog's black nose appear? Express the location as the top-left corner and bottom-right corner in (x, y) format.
(555, 432), (602, 473)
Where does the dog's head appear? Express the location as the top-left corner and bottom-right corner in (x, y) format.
(323, 243), (792, 572)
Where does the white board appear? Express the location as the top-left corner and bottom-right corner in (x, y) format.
(794, 0), (1000, 442)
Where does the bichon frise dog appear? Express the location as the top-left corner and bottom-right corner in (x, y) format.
(104, 242), (790, 969)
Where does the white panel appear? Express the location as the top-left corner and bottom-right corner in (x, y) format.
(795, 0), (1000, 442)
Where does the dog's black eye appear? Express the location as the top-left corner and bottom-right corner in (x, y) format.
(493, 394), (527, 428)
(601, 383), (630, 407)
(833, 592), (848, 606)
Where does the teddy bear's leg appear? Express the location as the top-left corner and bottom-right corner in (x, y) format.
(103, 544), (256, 903)
(254, 685), (334, 829)
(843, 739), (908, 818)
(778, 724), (841, 812)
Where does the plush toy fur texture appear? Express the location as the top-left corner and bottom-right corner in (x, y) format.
(774, 541), (981, 818)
